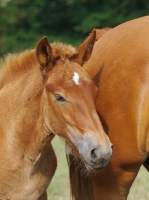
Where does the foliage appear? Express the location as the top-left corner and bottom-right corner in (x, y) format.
(0, 0), (149, 56)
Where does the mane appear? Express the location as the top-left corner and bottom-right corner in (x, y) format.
(67, 153), (95, 200)
(0, 42), (77, 89)
(65, 140), (95, 200)
(51, 42), (77, 60)
(0, 49), (36, 89)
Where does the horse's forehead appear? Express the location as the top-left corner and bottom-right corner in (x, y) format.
(48, 61), (91, 88)
(72, 72), (80, 85)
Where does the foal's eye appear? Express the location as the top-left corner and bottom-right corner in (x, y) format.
(54, 94), (66, 102)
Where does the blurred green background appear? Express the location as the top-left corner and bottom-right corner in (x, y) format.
(1, 0), (149, 57)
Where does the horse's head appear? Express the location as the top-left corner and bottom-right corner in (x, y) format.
(35, 36), (113, 171)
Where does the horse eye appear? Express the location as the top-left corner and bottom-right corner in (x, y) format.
(54, 94), (66, 102)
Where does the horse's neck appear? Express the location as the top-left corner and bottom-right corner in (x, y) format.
(0, 67), (52, 163)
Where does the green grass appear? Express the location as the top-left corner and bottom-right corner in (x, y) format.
(47, 136), (70, 200)
(48, 136), (149, 200)
(129, 166), (149, 200)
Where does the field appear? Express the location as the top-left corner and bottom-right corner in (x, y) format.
(47, 136), (70, 200)
(48, 136), (149, 200)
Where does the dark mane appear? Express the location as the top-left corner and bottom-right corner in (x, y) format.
(67, 154), (95, 200)
(65, 142), (95, 200)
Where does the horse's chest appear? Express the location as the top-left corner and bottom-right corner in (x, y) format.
(10, 167), (49, 200)
(0, 145), (57, 200)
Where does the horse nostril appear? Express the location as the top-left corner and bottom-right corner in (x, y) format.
(111, 144), (114, 150)
(91, 148), (97, 159)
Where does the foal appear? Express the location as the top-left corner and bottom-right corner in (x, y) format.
(0, 36), (112, 200)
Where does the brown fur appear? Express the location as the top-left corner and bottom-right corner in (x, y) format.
(68, 28), (112, 200)
(0, 36), (111, 200)
(72, 16), (149, 200)
(0, 43), (77, 87)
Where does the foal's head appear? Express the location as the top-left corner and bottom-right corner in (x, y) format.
(35, 36), (113, 171)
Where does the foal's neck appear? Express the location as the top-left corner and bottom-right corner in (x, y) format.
(0, 63), (53, 164)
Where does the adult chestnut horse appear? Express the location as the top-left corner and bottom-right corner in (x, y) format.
(0, 36), (112, 199)
(68, 16), (149, 200)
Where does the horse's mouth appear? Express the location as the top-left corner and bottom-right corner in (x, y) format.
(82, 158), (105, 171)
(85, 161), (104, 171)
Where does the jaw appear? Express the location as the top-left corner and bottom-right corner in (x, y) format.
(82, 156), (111, 171)
(84, 161), (104, 171)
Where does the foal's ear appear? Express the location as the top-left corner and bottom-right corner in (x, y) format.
(35, 36), (52, 71)
(75, 29), (96, 66)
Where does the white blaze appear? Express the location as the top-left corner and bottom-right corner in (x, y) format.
(73, 72), (80, 85)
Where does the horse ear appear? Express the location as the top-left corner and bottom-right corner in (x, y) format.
(95, 27), (111, 41)
(35, 36), (52, 71)
(75, 29), (96, 66)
